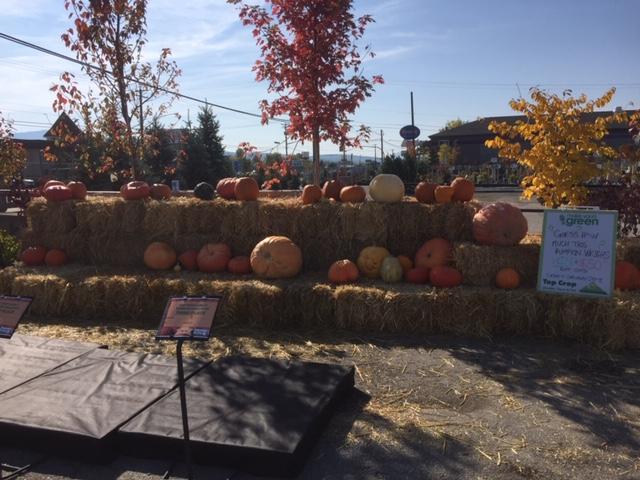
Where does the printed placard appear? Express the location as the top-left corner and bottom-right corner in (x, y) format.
(0, 296), (32, 339)
(156, 296), (221, 340)
(537, 209), (617, 297)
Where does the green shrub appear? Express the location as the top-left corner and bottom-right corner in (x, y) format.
(0, 229), (19, 267)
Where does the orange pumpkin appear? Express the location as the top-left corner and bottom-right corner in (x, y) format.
(234, 177), (259, 201)
(615, 261), (640, 290)
(322, 179), (344, 201)
(250, 236), (303, 278)
(430, 266), (463, 288)
(301, 185), (322, 205)
(228, 256), (253, 275)
(414, 182), (437, 204)
(21, 246), (47, 266)
(356, 246), (391, 278)
(397, 255), (413, 274)
(406, 267), (430, 284)
(496, 267), (520, 289)
(473, 202), (528, 246)
(328, 259), (359, 284)
(451, 177), (475, 202)
(121, 181), (150, 201)
(43, 184), (73, 202)
(67, 181), (87, 200)
(144, 242), (177, 270)
(150, 183), (172, 200)
(434, 185), (454, 204)
(340, 186), (366, 203)
(178, 250), (199, 271)
(414, 238), (453, 269)
(216, 178), (237, 200)
(197, 243), (232, 273)
(45, 249), (68, 267)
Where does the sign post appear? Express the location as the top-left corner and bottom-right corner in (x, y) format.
(156, 296), (221, 480)
(537, 209), (617, 297)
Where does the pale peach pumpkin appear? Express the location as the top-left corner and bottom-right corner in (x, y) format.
(250, 236), (303, 278)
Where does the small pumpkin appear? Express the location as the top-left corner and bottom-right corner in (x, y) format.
(121, 181), (150, 201)
(406, 267), (430, 284)
(615, 261), (640, 290)
(414, 182), (437, 204)
(197, 243), (232, 273)
(369, 174), (404, 203)
(322, 179), (343, 201)
(250, 236), (303, 278)
(357, 246), (391, 278)
(43, 180), (64, 191)
(150, 183), (172, 200)
(67, 181), (87, 200)
(43, 184), (73, 202)
(434, 185), (454, 204)
(415, 238), (453, 269)
(194, 182), (215, 200)
(473, 202), (528, 246)
(328, 259), (359, 284)
(234, 177), (259, 201)
(144, 242), (177, 270)
(45, 249), (68, 267)
(397, 255), (413, 274)
(228, 256), (253, 275)
(496, 267), (520, 289)
(430, 266), (463, 288)
(450, 177), (475, 202)
(178, 250), (199, 271)
(380, 256), (403, 283)
(340, 185), (366, 203)
(301, 185), (322, 205)
(21, 246), (47, 266)
(216, 178), (237, 200)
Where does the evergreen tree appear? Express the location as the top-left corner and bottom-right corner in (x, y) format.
(145, 118), (177, 183)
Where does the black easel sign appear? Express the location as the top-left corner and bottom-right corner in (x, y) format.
(156, 296), (220, 341)
(0, 296), (32, 339)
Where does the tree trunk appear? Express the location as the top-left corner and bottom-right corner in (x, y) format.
(312, 127), (320, 186)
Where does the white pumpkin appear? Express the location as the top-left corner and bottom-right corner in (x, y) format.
(369, 174), (405, 203)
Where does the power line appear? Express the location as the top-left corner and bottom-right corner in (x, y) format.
(0, 31), (288, 124)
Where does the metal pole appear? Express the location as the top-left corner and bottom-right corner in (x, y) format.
(380, 130), (384, 160)
(284, 125), (288, 158)
(176, 339), (193, 480)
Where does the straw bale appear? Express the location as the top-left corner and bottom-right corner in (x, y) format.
(298, 201), (345, 270)
(75, 197), (119, 235)
(618, 238), (640, 265)
(26, 199), (77, 237)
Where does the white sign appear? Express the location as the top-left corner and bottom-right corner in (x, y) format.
(537, 209), (617, 297)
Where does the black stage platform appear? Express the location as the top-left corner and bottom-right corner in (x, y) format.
(118, 356), (354, 478)
(0, 334), (101, 395)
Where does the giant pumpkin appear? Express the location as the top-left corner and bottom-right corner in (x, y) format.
(369, 174), (404, 203)
(250, 236), (302, 278)
(473, 202), (528, 246)
(356, 246), (391, 278)
(197, 243), (232, 273)
(144, 242), (177, 270)
(414, 238), (453, 269)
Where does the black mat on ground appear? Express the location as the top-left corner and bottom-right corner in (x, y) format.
(0, 348), (207, 462)
(0, 334), (101, 395)
(118, 356), (354, 478)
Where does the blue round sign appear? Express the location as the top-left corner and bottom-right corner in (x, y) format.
(399, 125), (420, 140)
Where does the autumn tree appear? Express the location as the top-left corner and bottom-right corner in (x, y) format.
(486, 87), (624, 207)
(51, 0), (181, 179)
(229, 0), (383, 185)
(0, 111), (26, 184)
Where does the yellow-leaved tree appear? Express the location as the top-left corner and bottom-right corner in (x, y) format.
(485, 87), (625, 207)
(0, 111), (26, 184)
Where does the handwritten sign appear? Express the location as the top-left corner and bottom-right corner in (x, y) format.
(0, 296), (32, 338)
(156, 296), (221, 341)
(537, 209), (617, 297)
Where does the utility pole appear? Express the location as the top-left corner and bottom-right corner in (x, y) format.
(284, 124), (289, 158)
(380, 130), (384, 160)
(137, 87), (144, 178)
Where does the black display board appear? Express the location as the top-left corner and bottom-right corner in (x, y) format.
(0, 296), (31, 339)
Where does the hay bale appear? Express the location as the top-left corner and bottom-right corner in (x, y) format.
(618, 238), (640, 265)
(26, 199), (77, 237)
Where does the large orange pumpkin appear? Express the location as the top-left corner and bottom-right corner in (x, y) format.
(414, 238), (453, 269)
(178, 250), (199, 271)
(21, 246), (47, 266)
(43, 184), (73, 202)
(322, 179), (343, 201)
(150, 183), (172, 200)
(301, 185), (322, 205)
(406, 267), (430, 284)
(451, 177), (475, 202)
(414, 182), (437, 204)
(250, 236), (303, 278)
(356, 246), (391, 278)
(434, 185), (454, 204)
(430, 266), (463, 288)
(67, 181), (87, 200)
(216, 178), (237, 200)
(496, 267), (520, 289)
(340, 186), (366, 203)
(45, 249), (68, 267)
(615, 261), (639, 290)
(121, 181), (150, 201)
(473, 202), (528, 246)
(234, 177), (259, 201)
(228, 256), (253, 275)
(197, 243), (232, 273)
(144, 242), (177, 270)
(328, 260), (359, 284)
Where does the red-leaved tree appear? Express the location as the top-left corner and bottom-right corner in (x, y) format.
(228, 0), (383, 185)
(0, 111), (26, 184)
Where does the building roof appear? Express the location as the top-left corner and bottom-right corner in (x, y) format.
(45, 112), (82, 138)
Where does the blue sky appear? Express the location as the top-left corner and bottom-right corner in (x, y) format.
(1, 0), (638, 157)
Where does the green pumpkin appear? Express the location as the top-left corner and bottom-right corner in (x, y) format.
(380, 256), (403, 283)
(194, 182), (214, 200)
